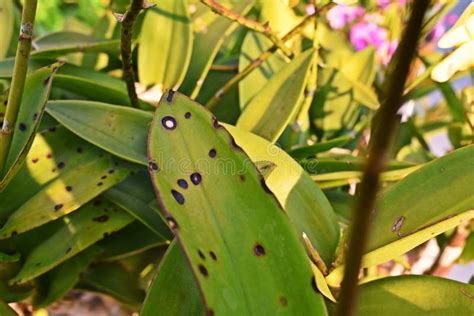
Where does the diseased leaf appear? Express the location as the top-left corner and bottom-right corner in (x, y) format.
(141, 241), (204, 316)
(368, 144), (474, 251)
(237, 49), (314, 142)
(148, 91), (326, 314)
(47, 100), (153, 165)
(355, 275), (474, 316)
(10, 200), (133, 284)
(2, 62), (63, 186)
(0, 128), (130, 237)
(138, 0), (193, 88)
(0, 0), (14, 59)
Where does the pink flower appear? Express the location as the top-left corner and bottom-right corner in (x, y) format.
(327, 5), (365, 30)
(377, 40), (398, 65)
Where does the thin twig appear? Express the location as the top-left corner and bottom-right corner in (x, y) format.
(206, 14), (315, 110)
(200, 0), (294, 59)
(335, 2), (430, 316)
(119, 0), (147, 108)
(0, 0), (38, 175)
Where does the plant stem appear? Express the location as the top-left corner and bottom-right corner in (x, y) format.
(120, 0), (145, 108)
(206, 14), (315, 110)
(335, 2), (430, 316)
(200, 0), (294, 59)
(0, 0), (38, 175)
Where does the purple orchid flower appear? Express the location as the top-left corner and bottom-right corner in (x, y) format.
(327, 4), (365, 30)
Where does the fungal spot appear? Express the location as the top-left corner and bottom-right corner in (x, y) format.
(35, 262), (41, 267)
(391, 216), (405, 238)
(190, 172), (202, 185)
(97, 182), (103, 186)
(166, 216), (178, 229)
(167, 90), (176, 103)
(93, 215), (109, 223)
(101, 175), (107, 180)
(209, 149), (216, 158)
(198, 250), (205, 260)
(198, 265), (208, 277)
(171, 190), (185, 204)
(177, 179), (188, 189)
(209, 251), (217, 261)
(148, 161), (159, 171)
(65, 186), (73, 192)
(108, 169), (115, 174)
(239, 175), (246, 182)
(51, 168), (56, 173)
(184, 112), (191, 119)
(31, 158), (39, 163)
(57, 161), (65, 169)
(260, 178), (272, 194)
(54, 204), (63, 211)
(11, 231), (18, 237)
(279, 296), (288, 307)
(77, 147), (83, 153)
(254, 244), (266, 256)
(46, 153), (52, 159)
(19, 123), (26, 131)
(162, 116), (177, 130)
(213, 117), (219, 128)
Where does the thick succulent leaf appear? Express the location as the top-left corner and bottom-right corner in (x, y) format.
(239, 32), (287, 109)
(79, 261), (145, 309)
(103, 172), (172, 240)
(224, 125), (339, 265)
(138, 0), (193, 88)
(44, 100), (338, 264)
(0, 58), (55, 78)
(368, 144), (474, 251)
(98, 222), (167, 261)
(148, 91), (326, 314)
(289, 135), (354, 159)
(0, 128), (130, 236)
(326, 210), (474, 287)
(0, 300), (16, 316)
(141, 241), (204, 316)
(0, 0), (14, 59)
(355, 275), (474, 316)
(32, 32), (119, 58)
(46, 100), (153, 165)
(2, 62), (63, 183)
(10, 200), (133, 284)
(180, 0), (253, 96)
(237, 49), (314, 142)
(33, 246), (100, 308)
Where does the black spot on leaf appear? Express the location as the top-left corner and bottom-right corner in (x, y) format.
(97, 182), (103, 186)
(171, 189), (185, 204)
(31, 158), (39, 163)
(101, 175), (107, 180)
(198, 250), (205, 260)
(209, 149), (216, 158)
(65, 186), (73, 192)
(148, 161), (159, 171)
(190, 172), (202, 185)
(279, 296), (288, 307)
(254, 244), (265, 256)
(77, 147), (83, 153)
(54, 204), (63, 211)
(209, 251), (217, 261)
(66, 247), (72, 253)
(198, 265), (208, 277)
(167, 90), (175, 103)
(162, 116), (177, 130)
(19, 123), (26, 131)
(57, 161), (65, 169)
(108, 169), (115, 174)
(184, 112), (191, 119)
(166, 216), (178, 229)
(177, 179), (188, 189)
(93, 215), (109, 223)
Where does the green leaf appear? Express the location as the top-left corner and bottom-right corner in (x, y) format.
(180, 0), (253, 97)
(355, 275), (474, 316)
(33, 246), (100, 308)
(102, 172), (172, 240)
(148, 91), (326, 314)
(224, 124), (339, 265)
(0, 299), (16, 316)
(2, 62), (63, 184)
(0, 129), (130, 237)
(10, 199), (133, 284)
(237, 49), (314, 142)
(288, 135), (354, 159)
(98, 222), (167, 261)
(326, 210), (474, 287)
(32, 32), (119, 58)
(141, 241), (204, 316)
(138, 0), (193, 88)
(0, 0), (14, 59)
(239, 32), (287, 109)
(46, 100), (153, 165)
(368, 144), (474, 251)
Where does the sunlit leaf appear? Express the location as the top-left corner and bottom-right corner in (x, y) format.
(0, 0), (14, 59)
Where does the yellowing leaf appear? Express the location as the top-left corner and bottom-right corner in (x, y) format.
(138, 0), (193, 88)
(431, 42), (474, 82)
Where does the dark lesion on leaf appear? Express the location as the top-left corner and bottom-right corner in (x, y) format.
(198, 250), (206, 260)
(166, 216), (179, 229)
(209, 251), (217, 261)
(167, 89), (176, 103)
(171, 189), (185, 204)
(198, 264), (208, 277)
(279, 296), (288, 307)
(254, 243), (266, 257)
(93, 215), (109, 223)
